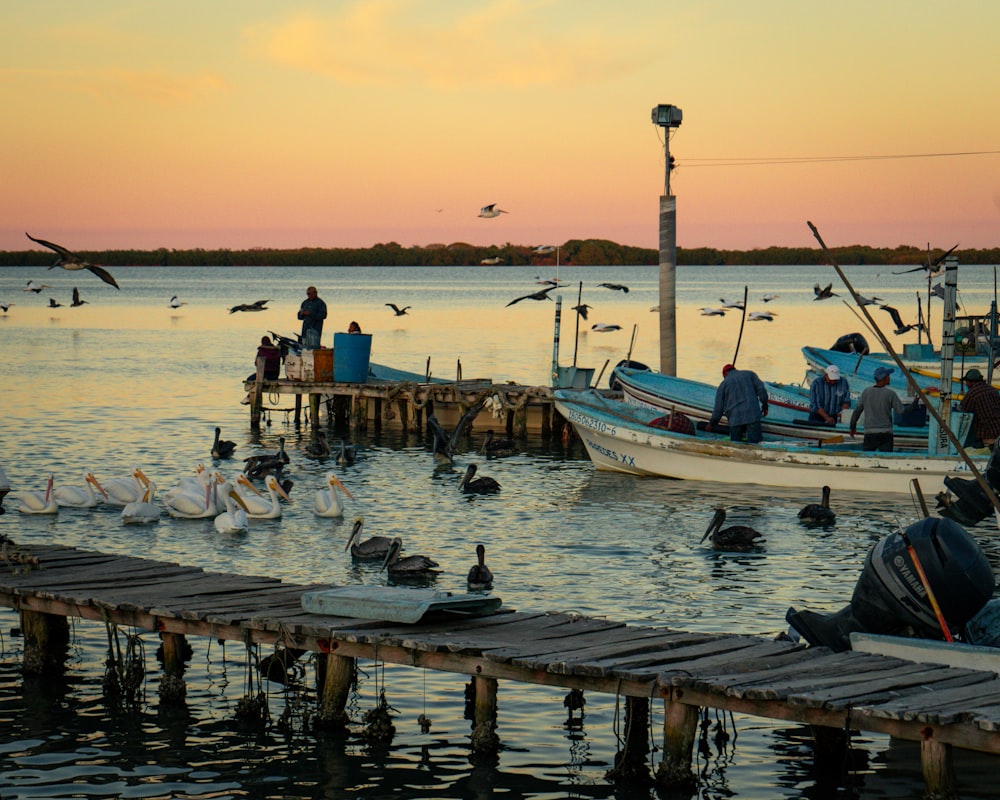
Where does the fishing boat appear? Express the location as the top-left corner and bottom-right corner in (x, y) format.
(553, 388), (981, 495)
(612, 365), (930, 449)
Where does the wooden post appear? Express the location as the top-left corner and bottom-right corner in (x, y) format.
(19, 609), (69, 676)
(513, 402), (527, 440)
(158, 631), (188, 703)
(469, 674), (500, 754)
(309, 393), (321, 430)
(316, 652), (355, 731)
(374, 398), (383, 432)
(294, 394), (303, 426)
(353, 396), (369, 431)
(540, 401), (552, 438)
(250, 357), (264, 430)
(608, 696), (651, 785)
(921, 733), (957, 799)
(655, 697), (699, 792)
(397, 398), (410, 432)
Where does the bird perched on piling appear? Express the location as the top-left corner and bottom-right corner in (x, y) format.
(459, 463), (501, 494)
(345, 516), (393, 560)
(381, 536), (440, 579)
(798, 486), (836, 524)
(211, 427), (237, 459)
(25, 232), (121, 289)
(466, 543), (494, 590)
(700, 508), (764, 551)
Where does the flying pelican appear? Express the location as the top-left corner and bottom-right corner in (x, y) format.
(344, 516), (393, 560)
(24, 280), (50, 293)
(214, 488), (250, 534)
(16, 474), (59, 514)
(798, 486), (836, 525)
(121, 481), (161, 524)
(0, 301), (14, 313)
(570, 303), (592, 320)
(761, 293), (780, 303)
(53, 472), (108, 508)
(169, 295), (187, 308)
(480, 429), (515, 457)
(813, 283), (838, 301)
(506, 285), (556, 306)
(385, 303), (411, 316)
(748, 311), (777, 322)
(879, 304), (925, 335)
(48, 298), (62, 308)
(211, 427), (237, 459)
(228, 299), (270, 313)
(478, 203), (508, 218)
(856, 294), (883, 307)
(459, 463), (501, 494)
(25, 232), (121, 289)
(236, 474), (291, 519)
(480, 257), (504, 265)
(533, 245), (556, 255)
(102, 467), (149, 506)
(719, 298), (744, 309)
(892, 243), (959, 276)
(315, 472), (353, 518)
(700, 307), (726, 317)
(591, 322), (622, 332)
(466, 544), (494, 590)
(305, 430), (330, 459)
(701, 508), (764, 551)
(599, 283), (629, 293)
(427, 401), (486, 466)
(930, 283), (945, 300)
(70, 287), (87, 307)
(381, 536), (441, 579)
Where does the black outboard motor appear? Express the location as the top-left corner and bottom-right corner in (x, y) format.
(938, 442), (1000, 526)
(609, 359), (651, 391)
(830, 332), (870, 355)
(786, 517), (995, 652)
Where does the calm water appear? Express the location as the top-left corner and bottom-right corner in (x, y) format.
(2, 262), (1000, 799)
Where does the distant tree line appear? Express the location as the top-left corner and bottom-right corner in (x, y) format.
(2, 239), (997, 267)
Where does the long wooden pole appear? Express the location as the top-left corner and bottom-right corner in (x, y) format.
(731, 285), (749, 365)
(808, 221), (1000, 516)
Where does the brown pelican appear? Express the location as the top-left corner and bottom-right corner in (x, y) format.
(16, 474), (58, 514)
(228, 299), (270, 313)
(798, 486), (835, 524)
(505, 285), (556, 307)
(345, 516), (393, 560)
(478, 203), (508, 218)
(480, 429), (515, 457)
(590, 322), (621, 332)
(466, 544), (494, 590)
(212, 427), (236, 459)
(813, 283), (838, 301)
(25, 232), (120, 289)
(385, 303), (411, 316)
(48, 297), (62, 308)
(459, 464), (500, 494)
(701, 508), (764, 551)
(599, 282), (629, 293)
(70, 287), (87, 307)
(570, 303), (591, 320)
(315, 472), (352, 518)
(53, 472), (107, 508)
(381, 536), (440, 578)
(243, 437), (289, 478)
(892, 242), (959, 276)
(305, 430), (330, 459)
(336, 439), (357, 466)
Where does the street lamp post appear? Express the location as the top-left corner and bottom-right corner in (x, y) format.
(651, 104), (682, 375)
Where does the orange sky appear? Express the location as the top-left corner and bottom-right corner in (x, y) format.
(3, 1), (999, 252)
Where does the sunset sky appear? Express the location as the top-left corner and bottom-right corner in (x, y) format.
(4, 1), (999, 253)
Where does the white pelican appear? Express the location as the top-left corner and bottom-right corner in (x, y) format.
(719, 297), (744, 309)
(381, 537), (440, 579)
(699, 307), (726, 317)
(53, 472), (108, 508)
(590, 322), (622, 332)
(164, 472), (218, 518)
(102, 467), (149, 506)
(25, 232), (120, 289)
(162, 464), (207, 501)
(478, 203), (508, 218)
(345, 516), (393, 560)
(169, 295), (187, 308)
(0, 464), (9, 513)
(17, 474), (58, 514)
(748, 311), (777, 322)
(24, 280), (51, 293)
(761, 293), (780, 303)
(121, 481), (161, 524)
(237, 474), (291, 519)
(314, 472), (353, 518)
(1, 301), (15, 313)
(214, 488), (250, 534)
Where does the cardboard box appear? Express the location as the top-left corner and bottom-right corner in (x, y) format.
(313, 347), (333, 381)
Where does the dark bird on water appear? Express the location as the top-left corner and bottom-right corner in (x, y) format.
(305, 430), (330, 459)
(701, 508), (764, 551)
(71, 287), (87, 307)
(467, 543), (494, 590)
(459, 463), (501, 494)
(386, 303), (411, 316)
(381, 536), (441, 579)
(211, 426), (237, 459)
(506, 285), (556, 307)
(813, 283), (838, 301)
(599, 282), (629, 293)
(229, 299), (270, 313)
(337, 439), (357, 466)
(480, 429), (515, 457)
(345, 516), (394, 560)
(243, 437), (289, 478)
(48, 297), (62, 308)
(798, 485), (836, 524)
(25, 232), (121, 289)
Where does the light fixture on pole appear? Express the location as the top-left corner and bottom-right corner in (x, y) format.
(650, 104), (682, 196)
(651, 103), (682, 375)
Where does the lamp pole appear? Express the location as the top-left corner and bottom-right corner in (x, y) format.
(651, 104), (682, 375)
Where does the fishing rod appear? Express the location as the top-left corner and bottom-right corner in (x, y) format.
(808, 221), (1000, 519)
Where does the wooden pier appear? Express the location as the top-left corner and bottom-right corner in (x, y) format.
(2, 543), (999, 796)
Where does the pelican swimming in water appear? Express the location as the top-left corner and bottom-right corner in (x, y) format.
(336, 439), (357, 466)
(16, 474), (59, 514)
(314, 472), (352, 518)
(701, 508), (764, 551)
(243, 437), (289, 477)
(102, 467), (149, 506)
(121, 481), (161, 524)
(305, 430), (330, 459)
(459, 464), (500, 495)
(164, 471), (219, 518)
(381, 536), (440, 579)
(212, 427), (237, 459)
(53, 471), (108, 508)
(214, 488), (250, 534)
(345, 516), (393, 560)
(798, 486), (836, 525)
(25, 232), (120, 289)
(480, 429), (515, 457)
(466, 544), (494, 590)
(238, 474), (291, 519)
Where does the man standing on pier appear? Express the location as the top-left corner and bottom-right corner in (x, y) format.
(298, 286), (327, 349)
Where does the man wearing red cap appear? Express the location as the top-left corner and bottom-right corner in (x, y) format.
(707, 363), (769, 443)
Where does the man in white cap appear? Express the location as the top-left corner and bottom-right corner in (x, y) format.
(808, 364), (852, 424)
(849, 365), (903, 451)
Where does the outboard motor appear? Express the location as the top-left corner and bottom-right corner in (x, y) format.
(786, 517), (995, 652)
(937, 441), (1000, 526)
(609, 359), (651, 391)
(829, 332), (870, 355)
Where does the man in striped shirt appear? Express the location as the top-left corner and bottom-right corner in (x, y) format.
(808, 364), (852, 424)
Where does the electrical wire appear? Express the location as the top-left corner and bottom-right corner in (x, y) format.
(682, 149), (1000, 168)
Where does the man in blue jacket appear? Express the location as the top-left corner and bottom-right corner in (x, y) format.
(297, 286), (327, 349)
(707, 363), (769, 443)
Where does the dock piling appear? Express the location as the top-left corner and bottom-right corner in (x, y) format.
(655, 696), (699, 791)
(317, 651), (355, 731)
(470, 674), (500, 754)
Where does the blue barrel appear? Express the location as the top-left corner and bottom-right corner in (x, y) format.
(333, 333), (372, 382)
